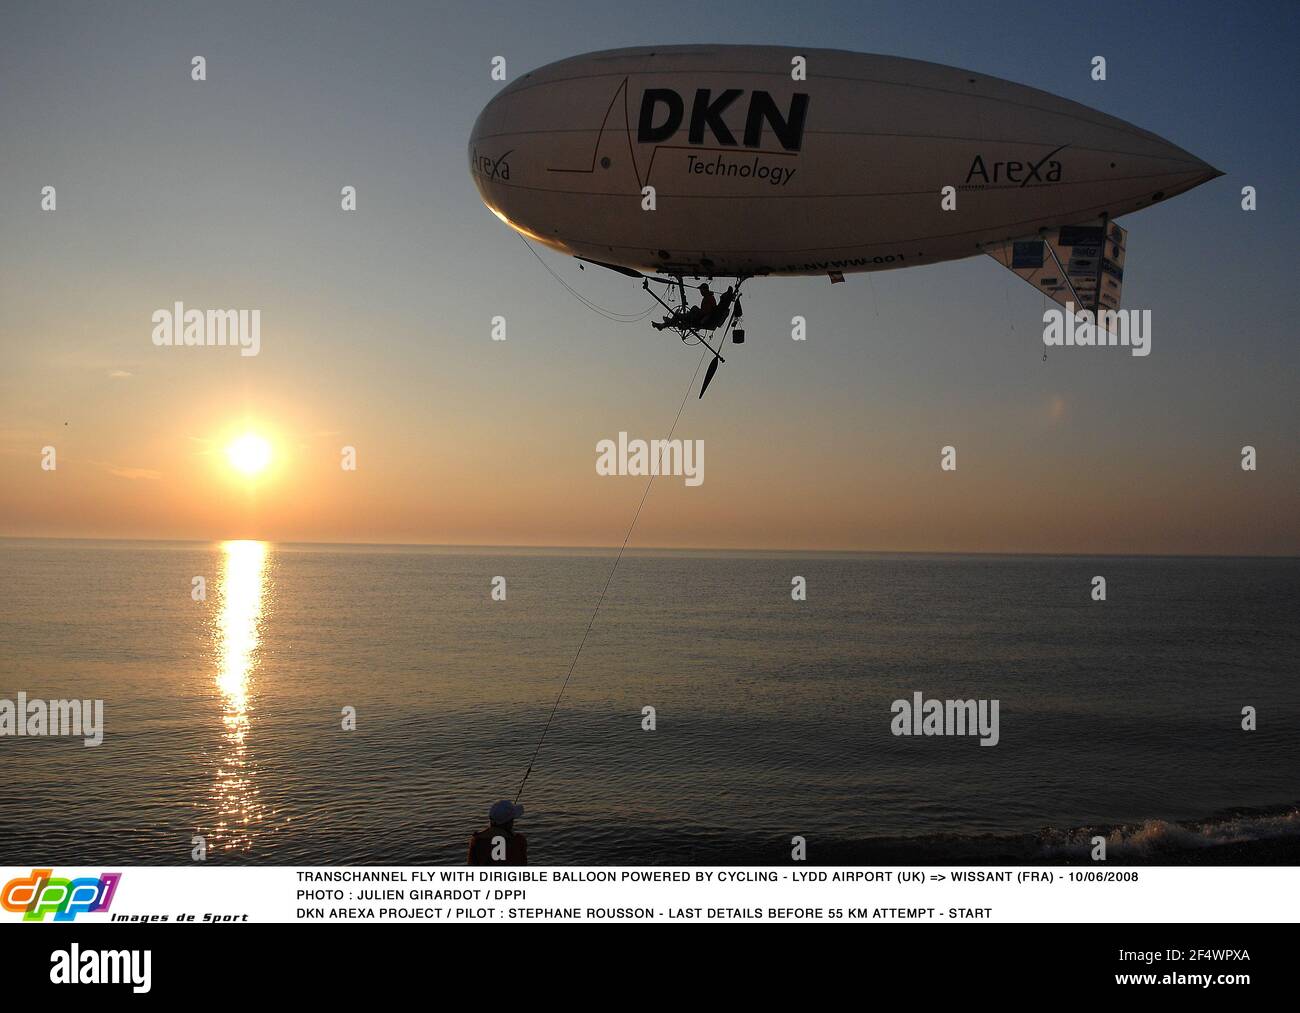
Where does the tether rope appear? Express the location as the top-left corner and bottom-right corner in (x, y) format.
(514, 345), (711, 803)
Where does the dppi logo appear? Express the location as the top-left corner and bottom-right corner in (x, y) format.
(1, 868), (121, 922)
(471, 147), (512, 181)
(637, 89), (810, 151)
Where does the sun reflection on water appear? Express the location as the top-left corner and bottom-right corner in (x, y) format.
(211, 540), (270, 851)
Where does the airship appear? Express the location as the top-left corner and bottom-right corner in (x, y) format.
(469, 45), (1220, 390)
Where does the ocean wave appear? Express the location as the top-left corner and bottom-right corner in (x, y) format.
(1039, 806), (1300, 858)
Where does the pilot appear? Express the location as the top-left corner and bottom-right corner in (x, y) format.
(653, 282), (723, 331)
(696, 283), (718, 320)
(674, 283), (719, 329)
(467, 799), (528, 864)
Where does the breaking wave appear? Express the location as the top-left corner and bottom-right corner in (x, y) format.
(1038, 806), (1300, 860)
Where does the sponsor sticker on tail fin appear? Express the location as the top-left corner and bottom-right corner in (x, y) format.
(986, 219), (1127, 322)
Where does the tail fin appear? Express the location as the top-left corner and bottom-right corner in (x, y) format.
(985, 219), (1127, 315)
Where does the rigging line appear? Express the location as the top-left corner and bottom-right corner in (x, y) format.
(514, 345), (712, 804)
(865, 271), (882, 323)
(1040, 286), (1049, 362)
(999, 261), (1019, 355)
(516, 234), (656, 322)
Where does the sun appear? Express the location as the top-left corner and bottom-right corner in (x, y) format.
(226, 433), (272, 477)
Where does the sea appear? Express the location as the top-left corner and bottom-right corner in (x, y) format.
(1, 539), (1297, 865)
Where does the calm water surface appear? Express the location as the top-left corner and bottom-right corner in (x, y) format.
(1, 539), (1297, 864)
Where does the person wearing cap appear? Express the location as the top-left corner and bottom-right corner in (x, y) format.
(652, 282), (723, 331)
(467, 799), (528, 864)
(675, 283), (718, 328)
(696, 283), (717, 320)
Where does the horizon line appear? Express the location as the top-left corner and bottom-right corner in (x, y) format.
(1, 534), (1297, 561)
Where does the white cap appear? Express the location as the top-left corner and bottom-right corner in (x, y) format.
(489, 799), (524, 825)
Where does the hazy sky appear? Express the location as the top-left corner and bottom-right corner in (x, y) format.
(1, 0), (1296, 553)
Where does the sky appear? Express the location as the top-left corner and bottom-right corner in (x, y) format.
(1, 0), (1296, 554)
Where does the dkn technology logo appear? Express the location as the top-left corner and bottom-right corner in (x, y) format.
(1, 869), (121, 922)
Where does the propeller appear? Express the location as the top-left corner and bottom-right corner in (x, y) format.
(699, 354), (721, 398)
